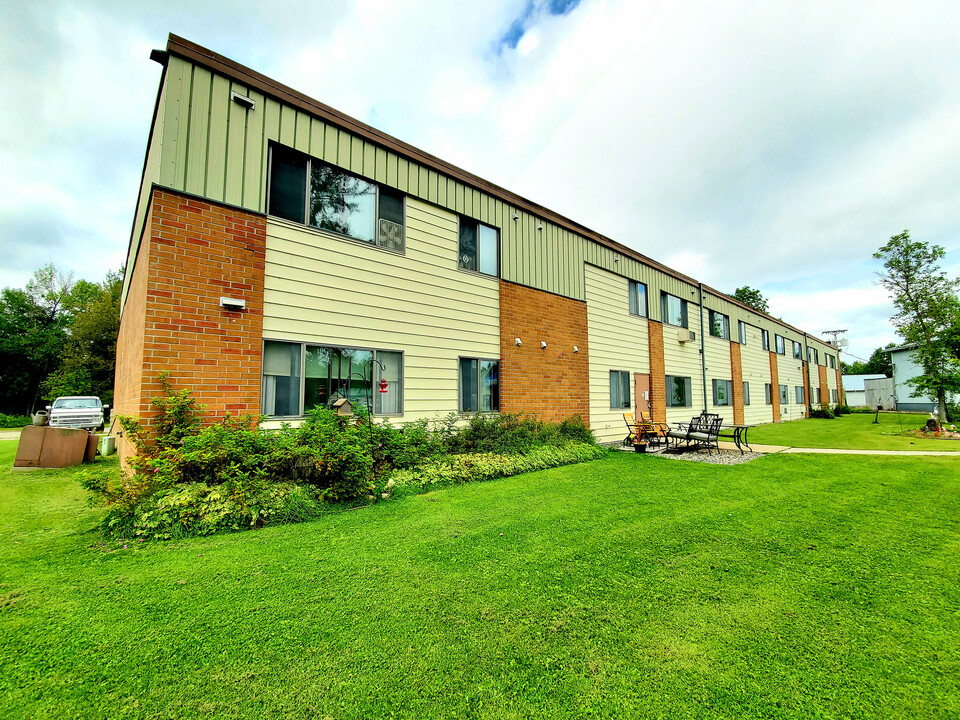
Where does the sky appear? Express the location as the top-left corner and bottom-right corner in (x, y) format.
(1, 0), (958, 364)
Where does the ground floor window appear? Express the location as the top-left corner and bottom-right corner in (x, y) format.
(765, 383), (772, 405)
(609, 370), (631, 409)
(831, 389), (839, 403)
(263, 340), (403, 417)
(743, 382), (750, 406)
(779, 384), (789, 405)
(460, 358), (499, 412)
(815, 388), (822, 405)
(666, 375), (692, 407)
(712, 379), (733, 406)
(795, 386), (805, 404)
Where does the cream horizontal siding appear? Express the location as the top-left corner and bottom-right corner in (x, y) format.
(262, 197), (499, 422)
(585, 266), (650, 444)
(703, 334), (734, 424)
(661, 308), (704, 426)
(740, 325), (774, 425)
(777, 355), (807, 422)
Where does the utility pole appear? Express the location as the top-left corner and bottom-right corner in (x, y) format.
(821, 329), (848, 348)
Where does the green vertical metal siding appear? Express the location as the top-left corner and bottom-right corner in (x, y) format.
(134, 55), (819, 349)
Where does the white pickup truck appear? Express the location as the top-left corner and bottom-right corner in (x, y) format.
(46, 396), (109, 431)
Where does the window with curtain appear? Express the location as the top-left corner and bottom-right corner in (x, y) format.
(609, 370), (630, 409)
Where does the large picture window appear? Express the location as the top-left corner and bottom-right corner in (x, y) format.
(709, 310), (730, 340)
(460, 358), (499, 412)
(268, 144), (405, 251)
(666, 375), (692, 407)
(609, 370), (631, 409)
(629, 281), (648, 317)
(661, 293), (688, 328)
(262, 340), (403, 417)
(458, 218), (499, 276)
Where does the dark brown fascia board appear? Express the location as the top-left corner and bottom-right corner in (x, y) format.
(165, 34), (827, 344)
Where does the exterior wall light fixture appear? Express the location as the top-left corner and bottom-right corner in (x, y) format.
(541, 341), (547, 349)
(219, 297), (246, 311)
(515, 337), (523, 346)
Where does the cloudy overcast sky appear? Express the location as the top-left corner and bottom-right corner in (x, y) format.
(1, 0), (958, 363)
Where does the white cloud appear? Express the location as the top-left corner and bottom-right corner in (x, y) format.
(0, 0), (957, 365)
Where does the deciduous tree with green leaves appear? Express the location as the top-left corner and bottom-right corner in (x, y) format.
(731, 285), (770, 314)
(874, 230), (960, 423)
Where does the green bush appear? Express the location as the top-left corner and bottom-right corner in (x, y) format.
(833, 405), (852, 416)
(390, 443), (607, 491)
(849, 407), (876, 414)
(447, 413), (594, 454)
(0, 413), (31, 428)
(946, 403), (959, 423)
(81, 376), (603, 541)
(809, 408), (835, 419)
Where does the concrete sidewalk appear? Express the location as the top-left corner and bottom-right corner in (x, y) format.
(717, 440), (959, 456)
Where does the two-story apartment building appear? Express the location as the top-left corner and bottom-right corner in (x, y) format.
(114, 35), (843, 458)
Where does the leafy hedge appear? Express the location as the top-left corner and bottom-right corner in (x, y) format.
(0, 413), (31, 428)
(80, 375), (600, 540)
(390, 444), (607, 491)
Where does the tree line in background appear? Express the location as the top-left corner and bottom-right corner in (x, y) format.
(840, 345), (894, 377)
(0, 264), (121, 417)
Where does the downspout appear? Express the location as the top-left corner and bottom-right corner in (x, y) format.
(803, 332), (811, 413)
(698, 283), (708, 413)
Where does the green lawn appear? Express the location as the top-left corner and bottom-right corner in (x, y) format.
(747, 411), (960, 451)
(1, 438), (959, 719)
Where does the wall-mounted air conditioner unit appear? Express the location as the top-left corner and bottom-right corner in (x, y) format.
(678, 329), (696, 343)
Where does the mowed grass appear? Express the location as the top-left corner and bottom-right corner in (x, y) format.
(747, 411), (960, 451)
(1, 439), (959, 719)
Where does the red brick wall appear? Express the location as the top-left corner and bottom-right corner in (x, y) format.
(499, 280), (589, 422)
(769, 351), (780, 422)
(836, 369), (845, 406)
(730, 342), (744, 425)
(114, 188), (266, 466)
(818, 364), (828, 407)
(803, 361), (812, 413)
(648, 321), (666, 424)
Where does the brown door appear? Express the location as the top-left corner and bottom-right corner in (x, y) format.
(634, 373), (650, 420)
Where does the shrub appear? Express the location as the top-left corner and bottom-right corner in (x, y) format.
(833, 405), (852, 416)
(446, 413), (594, 454)
(849, 407), (876, 414)
(390, 443), (607, 491)
(0, 413), (31, 428)
(809, 408), (834, 419)
(946, 403), (960, 423)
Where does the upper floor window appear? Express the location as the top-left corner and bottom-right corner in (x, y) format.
(828, 354), (836, 369)
(458, 218), (499, 276)
(807, 347), (819, 364)
(792, 341), (803, 360)
(709, 310), (730, 339)
(738, 321), (747, 345)
(661, 293), (688, 328)
(268, 144), (405, 251)
(762, 329), (770, 351)
(775, 335), (786, 355)
(628, 281), (648, 317)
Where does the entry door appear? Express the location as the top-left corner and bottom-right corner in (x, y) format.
(634, 373), (650, 420)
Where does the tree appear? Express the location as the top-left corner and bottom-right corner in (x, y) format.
(41, 269), (122, 405)
(841, 344), (895, 376)
(731, 286), (770, 314)
(874, 230), (960, 423)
